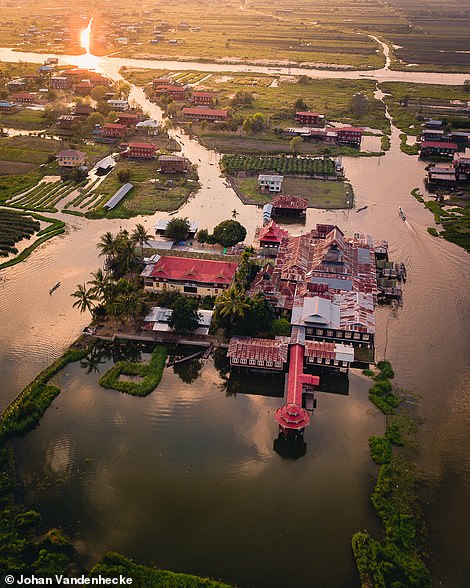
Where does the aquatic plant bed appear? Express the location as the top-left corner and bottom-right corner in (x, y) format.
(99, 345), (167, 396)
(352, 362), (431, 587)
(0, 208), (40, 257)
(411, 187), (470, 253)
(221, 154), (337, 176)
(92, 552), (232, 587)
(0, 341), (91, 442)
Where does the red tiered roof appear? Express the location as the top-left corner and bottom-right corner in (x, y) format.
(258, 220), (289, 244)
(421, 141), (458, 149)
(147, 256), (238, 284)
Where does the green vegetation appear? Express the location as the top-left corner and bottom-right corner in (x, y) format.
(368, 361), (400, 415)
(381, 82), (470, 135)
(352, 363), (431, 588)
(91, 551), (232, 587)
(410, 188), (424, 203)
(165, 216), (191, 241)
(0, 209), (40, 257)
(0, 342), (90, 442)
(85, 160), (199, 218)
(99, 345), (167, 396)
(212, 219), (247, 247)
(427, 227), (439, 237)
(0, 108), (48, 131)
(221, 154), (336, 176)
(0, 213), (65, 270)
(399, 134), (420, 156)
(168, 298), (200, 335)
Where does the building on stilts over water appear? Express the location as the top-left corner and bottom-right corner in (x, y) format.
(227, 222), (405, 444)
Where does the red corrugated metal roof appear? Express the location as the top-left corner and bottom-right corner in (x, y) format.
(296, 111), (321, 117)
(272, 195), (308, 209)
(147, 255), (238, 284)
(228, 336), (289, 363)
(421, 141), (458, 149)
(128, 142), (156, 149)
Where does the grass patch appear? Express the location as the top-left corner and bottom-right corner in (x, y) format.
(410, 188), (424, 203)
(85, 160), (199, 218)
(99, 346), (167, 396)
(231, 176), (351, 209)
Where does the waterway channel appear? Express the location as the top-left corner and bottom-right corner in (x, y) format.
(0, 45), (469, 587)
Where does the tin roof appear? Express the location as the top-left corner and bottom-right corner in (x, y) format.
(227, 336), (289, 364)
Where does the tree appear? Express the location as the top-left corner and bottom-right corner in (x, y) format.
(215, 285), (250, 326)
(234, 294), (273, 336)
(117, 169), (131, 183)
(294, 97), (308, 112)
(464, 79), (470, 93)
(231, 209), (239, 219)
(242, 117), (252, 134)
(298, 75), (309, 85)
(168, 297), (200, 335)
(349, 92), (369, 117)
(212, 220), (247, 247)
(230, 90), (254, 106)
(89, 268), (109, 301)
(272, 317), (291, 336)
(165, 217), (190, 241)
(97, 231), (118, 262)
(251, 112), (265, 133)
(90, 85), (108, 102)
(113, 279), (148, 324)
(290, 136), (303, 155)
(196, 228), (209, 244)
(131, 223), (151, 258)
(71, 284), (98, 314)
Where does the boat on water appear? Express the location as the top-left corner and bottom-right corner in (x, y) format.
(49, 282), (61, 295)
(356, 205), (368, 213)
(398, 207), (407, 221)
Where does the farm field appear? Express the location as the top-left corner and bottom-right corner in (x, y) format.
(0, 109), (48, 131)
(220, 154), (337, 176)
(231, 176), (350, 209)
(0, 209), (40, 257)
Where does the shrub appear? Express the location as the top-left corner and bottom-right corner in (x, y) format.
(99, 346), (167, 396)
(369, 436), (392, 465)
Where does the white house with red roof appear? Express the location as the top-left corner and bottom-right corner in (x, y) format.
(57, 149), (86, 168)
(141, 255), (239, 296)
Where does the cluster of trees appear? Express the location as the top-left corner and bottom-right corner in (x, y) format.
(71, 226), (152, 322)
(220, 153), (336, 176)
(230, 90), (254, 107)
(196, 219), (247, 248)
(349, 92), (369, 117)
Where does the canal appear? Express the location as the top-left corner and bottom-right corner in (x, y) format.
(0, 46), (469, 587)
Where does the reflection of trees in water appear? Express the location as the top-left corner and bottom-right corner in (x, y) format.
(173, 358), (204, 384)
(81, 340), (143, 372)
(213, 348), (230, 379)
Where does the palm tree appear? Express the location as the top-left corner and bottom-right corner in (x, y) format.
(215, 285), (250, 325)
(89, 268), (109, 302)
(131, 223), (151, 258)
(71, 284), (98, 315)
(232, 209), (239, 219)
(113, 279), (148, 325)
(97, 231), (118, 263)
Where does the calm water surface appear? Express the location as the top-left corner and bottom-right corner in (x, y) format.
(0, 49), (469, 587)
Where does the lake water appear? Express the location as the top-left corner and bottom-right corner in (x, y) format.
(0, 48), (469, 587)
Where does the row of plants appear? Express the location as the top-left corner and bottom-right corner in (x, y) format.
(0, 209), (40, 257)
(352, 361), (431, 587)
(0, 213), (65, 270)
(64, 178), (101, 209)
(220, 154), (336, 176)
(98, 345), (167, 396)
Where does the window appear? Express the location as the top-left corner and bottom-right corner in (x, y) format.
(266, 361), (273, 367)
(240, 358), (247, 365)
(344, 332), (352, 338)
(326, 330), (334, 337)
(184, 285), (198, 294)
(232, 357), (239, 364)
(354, 333), (361, 340)
(249, 359), (256, 365)
(363, 334), (370, 341)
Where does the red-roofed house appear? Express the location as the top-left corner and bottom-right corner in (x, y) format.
(101, 123), (128, 139)
(153, 77), (175, 90)
(155, 85), (186, 100)
(182, 107), (228, 121)
(116, 113), (140, 127)
(141, 255), (239, 296)
(336, 127), (363, 146)
(420, 141), (458, 157)
(123, 142), (157, 159)
(295, 111), (323, 126)
(191, 91), (215, 106)
(227, 337), (289, 371)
